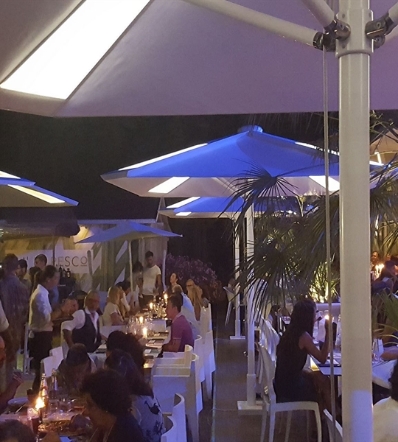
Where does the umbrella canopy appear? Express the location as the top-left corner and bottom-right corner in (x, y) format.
(75, 221), (181, 244)
(102, 128), (342, 198)
(0, 170), (78, 207)
(0, 0), (396, 116)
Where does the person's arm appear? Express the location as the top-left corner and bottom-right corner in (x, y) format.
(381, 346), (398, 361)
(62, 310), (85, 348)
(0, 372), (23, 414)
(120, 292), (131, 313)
(300, 329), (330, 364)
(162, 322), (182, 352)
(110, 312), (124, 325)
(51, 298), (75, 321)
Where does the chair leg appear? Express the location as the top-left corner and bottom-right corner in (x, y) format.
(284, 411), (292, 442)
(260, 404), (268, 442)
(269, 410), (276, 442)
(314, 409), (322, 442)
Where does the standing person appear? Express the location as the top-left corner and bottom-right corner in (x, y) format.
(29, 266), (74, 392)
(162, 295), (194, 352)
(16, 259), (32, 293)
(0, 254), (29, 386)
(34, 254), (59, 308)
(142, 251), (162, 304)
(61, 291), (101, 353)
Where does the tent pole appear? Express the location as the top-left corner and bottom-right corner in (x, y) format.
(128, 241), (136, 308)
(337, 0), (373, 439)
(230, 218), (244, 340)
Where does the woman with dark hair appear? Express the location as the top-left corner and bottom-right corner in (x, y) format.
(105, 350), (165, 441)
(29, 265), (75, 392)
(106, 331), (145, 373)
(274, 298), (331, 407)
(43, 370), (144, 442)
(373, 361), (398, 442)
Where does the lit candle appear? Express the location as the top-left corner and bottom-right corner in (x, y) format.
(142, 327), (148, 339)
(149, 302), (153, 310)
(139, 316), (144, 324)
(35, 396), (45, 422)
(164, 294), (168, 302)
(324, 314), (329, 321)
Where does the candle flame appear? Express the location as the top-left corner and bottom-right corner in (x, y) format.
(324, 314), (329, 321)
(149, 302), (153, 310)
(35, 396), (45, 410)
(139, 316), (144, 324)
(142, 327), (148, 338)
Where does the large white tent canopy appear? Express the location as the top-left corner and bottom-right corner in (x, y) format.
(0, 0), (397, 117)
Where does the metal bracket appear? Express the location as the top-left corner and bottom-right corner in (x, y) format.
(366, 12), (396, 48)
(313, 18), (350, 51)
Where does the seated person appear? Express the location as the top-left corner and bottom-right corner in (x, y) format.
(0, 336), (23, 414)
(186, 279), (207, 321)
(172, 285), (200, 338)
(105, 350), (165, 442)
(162, 296), (194, 352)
(372, 261), (396, 294)
(274, 299), (334, 413)
(0, 420), (35, 442)
(106, 331), (145, 373)
(56, 344), (95, 398)
(62, 291), (101, 353)
(373, 361), (398, 442)
(102, 286), (124, 326)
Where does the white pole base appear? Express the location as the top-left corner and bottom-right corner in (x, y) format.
(246, 372), (257, 406)
(230, 335), (245, 341)
(237, 400), (262, 415)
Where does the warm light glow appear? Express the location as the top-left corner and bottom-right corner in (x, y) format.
(0, 171), (20, 179)
(120, 144), (207, 171)
(176, 212), (192, 217)
(148, 177), (189, 194)
(142, 327), (148, 339)
(167, 197), (200, 209)
(324, 314), (330, 321)
(139, 316), (144, 324)
(149, 302), (153, 310)
(164, 294), (168, 302)
(309, 176), (340, 192)
(0, 0), (150, 99)
(35, 397), (45, 410)
(9, 186), (65, 204)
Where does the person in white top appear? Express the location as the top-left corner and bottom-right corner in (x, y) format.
(28, 265), (74, 392)
(62, 291), (102, 353)
(142, 251), (162, 303)
(102, 286), (124, 326)
(373, 361), (398, 442)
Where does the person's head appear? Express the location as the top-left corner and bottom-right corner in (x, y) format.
(81, 370), (132, 428)
(63, 344), (91, 389)
(166, 295), (182, 320)
(34, 254), (47, 271)
(65, 295), (79, 315)
(145, 251), (154, 267)
(105, 349), (153, 397)
(170, 273), (178, 285)
(116, 280), (131, 294)
(172, 284), (183, 296)
(84, 290), (100, 313)
(106, 331), (145, 370)
(0, 420), (35, 442)
(17, 259), (28, 278)
(289, 298), (316, 336)
(389, 361), (398, 401)
(186, 279), (195, 292)
(107, 286), (120, 305)
(0, 336), (5, 368)
(380, 260), (396, 278)
(35, 265), (60, 291)
(2, 254), (19, 275)
(371, 251), (380, 265)
(132, 261), (144, 273)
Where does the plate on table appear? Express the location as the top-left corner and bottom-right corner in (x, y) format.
(7, 397), (28, 412)
(144, 348), (160, 358)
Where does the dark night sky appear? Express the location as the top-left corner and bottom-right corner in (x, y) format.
(1, 109), (396, 282)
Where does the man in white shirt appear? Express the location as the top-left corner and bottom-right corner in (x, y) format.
(142, 251), (162, 304)
(62, 291), (101, 353)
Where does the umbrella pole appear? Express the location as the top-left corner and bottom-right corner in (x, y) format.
(338, 0), (373, 439)
(231, 218), (244, 340)
(128, 241), (135, 308)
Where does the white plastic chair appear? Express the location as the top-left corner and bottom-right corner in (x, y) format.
(262, 320), (280, 361)
(153, 354), (202, 442)
(161, 415), (178, 442)
(324, 409), (343, 442)
(194, 336), (205, 383)
(156, 345), (193, 370)
(203, 329), (216, 398)
(223, 287), (235, 325)
(259, 346), (322, 442)
(41, 356), (58, 377)
(172, 394), (187, 442)
(49, 346), (63, 368)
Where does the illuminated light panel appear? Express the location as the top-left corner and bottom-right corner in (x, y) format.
(309, 176), (340, 192)
(0, 0), (150, 99)
(167, 197), (200, 209)
(0, 171), (20, 179)
(120, 144), (207, 171)
(176, 212), (192, 217)
(9, 186), (65, 204)
(149, 177), (189, 194)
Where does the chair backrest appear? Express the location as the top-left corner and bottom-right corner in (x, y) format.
(161, 415), (178, 442)
(172, 394), (187, 442)
(41, 355), (58, 377)
(49, 346), (63, 367)
(183, 345), (193, 366)
(324, 410), (343, 442)
(263, 320), (280, 360)
(259, 345), (277, 403)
